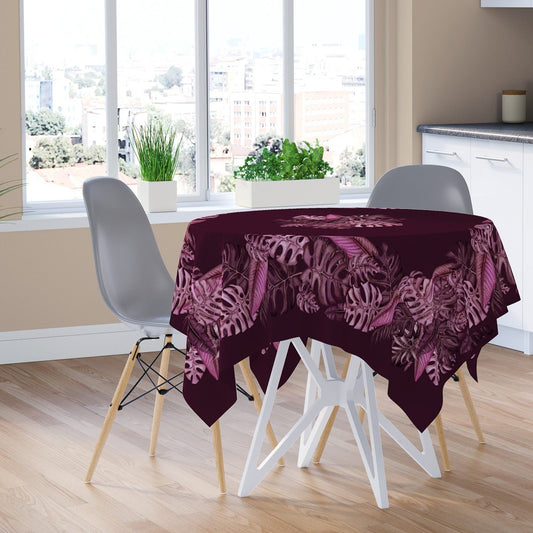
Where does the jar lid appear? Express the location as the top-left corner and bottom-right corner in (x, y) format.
(503, 90), (526, 95)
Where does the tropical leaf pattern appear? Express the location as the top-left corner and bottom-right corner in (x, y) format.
(172, 214), (518, 391)
(277, 213), (405, 229)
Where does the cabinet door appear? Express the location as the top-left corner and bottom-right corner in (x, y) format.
(470, 139), (523, 329)
(523, 145), (533, 332)
(422, 134), (471, 188)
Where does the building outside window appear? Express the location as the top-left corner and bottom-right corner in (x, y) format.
(22, 0), (372, 208)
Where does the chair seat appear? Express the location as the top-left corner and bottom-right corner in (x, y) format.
(121, 317), (175, 338)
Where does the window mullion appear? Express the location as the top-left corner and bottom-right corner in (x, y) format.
(366, 0), (375, 188)
(195, 0), (209, 201)
(105, 0), (119, 178)
(282, 0), (294, 141)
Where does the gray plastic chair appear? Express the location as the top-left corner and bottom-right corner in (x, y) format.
(368, 164), (483, 470)
(82, 176), (226, 491)
(367, 164), (473, 214)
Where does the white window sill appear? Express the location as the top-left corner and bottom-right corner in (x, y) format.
(0, 194), (370, 233)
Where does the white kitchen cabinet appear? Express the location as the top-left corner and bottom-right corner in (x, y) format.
(422, 134), (471, 188)
(523, 145), (533, 333)
(421, 132), (531, 353)
(470, 139), (523, 329)
(481, 1), (533, 7)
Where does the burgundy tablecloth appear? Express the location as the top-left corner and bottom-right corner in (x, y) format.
(170, 208), (519, 431)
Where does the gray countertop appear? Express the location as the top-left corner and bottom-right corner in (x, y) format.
(417, 122), (533, 144)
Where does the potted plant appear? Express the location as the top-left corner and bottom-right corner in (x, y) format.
(130, 119), (182, 212)
(233, 138), (339, 208)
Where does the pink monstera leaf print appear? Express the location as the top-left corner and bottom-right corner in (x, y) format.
(172, 267), (192, 315)
(245, 234), (309, 318)
(179, 231), (196, 271)
(328, 235), (378, 260)
(370, 295), (400, 328)
(414, 346), (434, 381)
(277, 213), (404, 229)
(398, 272), (435, 326)
(301, 237), (350, 306)
(186, 320), (220, 379)
(190, 276), (223, 327)
(259, 257), (301, 321)
(222, 242), (251, 295)
(462, 280), (487, 327)
(391, 321), (422, 369)
(248, 257), (268, 317)
(268, 234), (310, 266)
(369, 243), (403, 292)
(470, 221), (494, 255)
(220, 284), (254, 338)
(344, 281), (384, 332)
(475, 252), (497, 311)
(296, 284), (320, 314)
(245, 234), (272, 262)
(184, 346), (206, 384)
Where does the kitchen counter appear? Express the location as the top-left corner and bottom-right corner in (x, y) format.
(417, 122), (533, 144)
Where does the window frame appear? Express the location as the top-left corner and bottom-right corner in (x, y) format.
(20, 0), (374, 213)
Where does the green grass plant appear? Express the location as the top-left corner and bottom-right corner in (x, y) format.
(130, 120), (182, 182)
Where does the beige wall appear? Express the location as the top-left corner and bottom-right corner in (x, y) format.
(375, 0), (533, 175)
(0, 0), (23, 215)
(3, 0), (533, 332)
(0, 224), (187, 331)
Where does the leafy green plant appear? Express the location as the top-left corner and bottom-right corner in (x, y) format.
(1, 154), (22, 220)
(26, 109), (66, 135)
(29, 137), (74, 169)
(234, 138), (333, 182)
(130, 119), (183, 182)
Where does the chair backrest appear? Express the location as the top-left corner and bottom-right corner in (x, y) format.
(83, 177), (174, 325)
(367, 164), (473, 214)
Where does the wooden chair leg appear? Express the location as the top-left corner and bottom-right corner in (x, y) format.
(85, 341), (140, 482)
(434, 412), (450, 472)
(455, 366), (485, 444)
(312, 355), (352, 464)
(211, 419), (226, 494)
(149, 334), (172, 456)
(238, 359), (285, 466)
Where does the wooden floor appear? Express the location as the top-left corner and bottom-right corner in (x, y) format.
(0, 343), (532, 533)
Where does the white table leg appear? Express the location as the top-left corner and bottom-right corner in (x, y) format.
(238, 338), (389, 509)
(238, 339), (326, 496)
(307, 343), (441, 480)
(298, 340), (322, 461)
(378, 413), (441, 478)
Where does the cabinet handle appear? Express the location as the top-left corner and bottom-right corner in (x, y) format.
(475, 155), (508, 163)
(425, 149), (457, 156)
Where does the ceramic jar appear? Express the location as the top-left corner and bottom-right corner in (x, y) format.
(502, 90), (526, 123)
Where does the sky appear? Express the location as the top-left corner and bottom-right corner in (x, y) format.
(24, 0), (366, 67)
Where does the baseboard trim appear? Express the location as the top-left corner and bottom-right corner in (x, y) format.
(490, 325), (533, 355)
(0, 323), (187, 365)
(1, 322), (529, 366)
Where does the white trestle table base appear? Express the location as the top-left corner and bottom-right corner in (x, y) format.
(238, 338), (441, 508)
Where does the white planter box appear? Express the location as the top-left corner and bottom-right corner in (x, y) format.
(235, 178), (340, 208)
(138, 180), (177, 212)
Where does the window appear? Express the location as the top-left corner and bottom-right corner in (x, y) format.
(294, 0), (370, 188)
(22, 0), (373, 208)
(23, 0), (106, 203)
(208, 0), (283, 193)
(117, 1), (197, 195)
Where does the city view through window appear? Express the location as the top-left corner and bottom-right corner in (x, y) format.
(23, 0), (368, 203)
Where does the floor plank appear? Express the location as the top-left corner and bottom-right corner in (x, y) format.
(0, 343), (531, 532)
